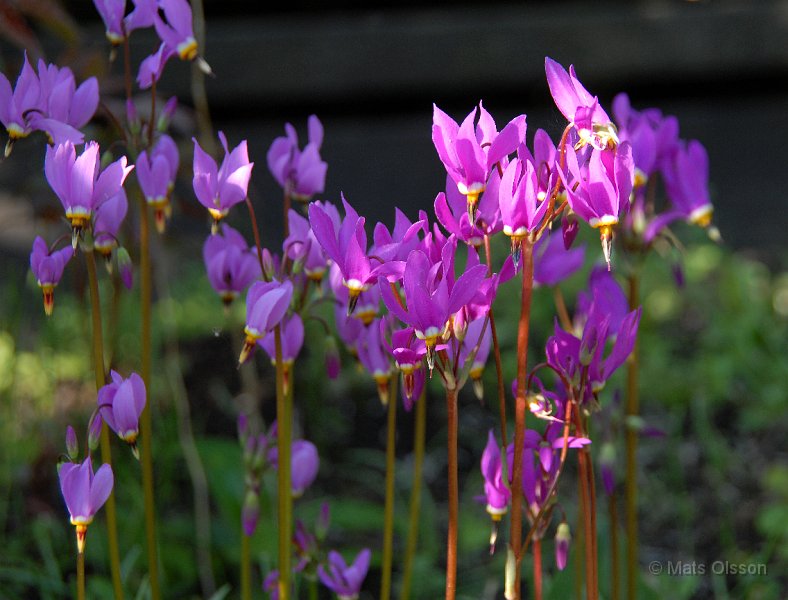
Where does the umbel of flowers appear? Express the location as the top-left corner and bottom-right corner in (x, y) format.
(4, 2), (718, 595)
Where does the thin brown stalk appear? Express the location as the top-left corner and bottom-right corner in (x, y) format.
(444, 386), (459, 600)
(509, 240), (535, 600)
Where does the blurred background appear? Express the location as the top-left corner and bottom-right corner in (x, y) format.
(0, 0), (786, 598)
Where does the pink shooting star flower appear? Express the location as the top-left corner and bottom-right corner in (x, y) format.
(545, 57), (618, 150)
(267, 115), (327, 202)
(97, 370), (147, 458)
(239, 279), (293, 365)
(93, 189), (128, 262)
(498, 156), (550, 265)
(434, 172), (502, 247)
(203, 224), (261, 306)
(558, 143), (634, 269)
(260, 313), (304, 396)
(661, 139), (716, 231)
(154, 0), (199, 61)
(267, 439), (320, 498)
(136, 134), (179, 233)
(31, 60), (98, 145)
(285, 208), (330, 283)
(318, 548), (371, 600)
(308, 197), (403, 315)
(382, 325), (426, 410)
(30, 236), (72, 316)
(0, 53), (41, 154)
(58, 457), (113, 553)
(432, 102), (526, 221)
(45, 141), (133, 248)
(380, 237), (487, 372)
(356, 319), (394, 405)
(555, 521), (571, 570)
(193, 131), (254, 232)
(481, 429), (510, 521)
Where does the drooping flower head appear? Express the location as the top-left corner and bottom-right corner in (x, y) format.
(97, 370), (147, 458)
(31, 60), (98, 145)
(203, 224), (260, 306)
(136, 134), (179, 232)
(260, 313), (304, 396)
(239, 279), (293, 364)
(545, 57), (618, 150)
(267, 115), (327, 202)
(309, 197), (403, 314)
(93, 189), (128, 260)
(382, 325), (426, 409)
(193, 131), (254, 231)
(661, 139), (715, 228)
(356, 318), (394, 404)
(285, 208), (330, 283)
(380, 236), (487, 370)
(0, 53), (41, 149)
(459, 317), (491, 401)
(58, 458), (113, 553)
(154, 0), (199, 61)
(432, 102), (526, 221)
(558, 143), (634, 269)
(498, 156), (550, 262)
(30, 236), (72, 316)
(318, 548), (371, 600)
(267, 439), (320, 498)
(45, 141), (133, 247)
(481, 430), (510, 523)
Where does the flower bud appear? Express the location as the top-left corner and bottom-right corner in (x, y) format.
(126, 99), (141, 136)
(116, 247), (133, 290)
(555, 521), (571, 570)
(599, 441), (616, 496)
(241, 489), (260, 537)
(237, 413), (249, 446)
(324, 335), (340, 379)
(262, 249), (276, 281)
(157, 97), (178, 132)
(88, 413), (102, 451)
(65, 425), (78, 460)
(562, 212), (579, 250)
(316, 502), (331, 541)
(252, 433), (268, 471)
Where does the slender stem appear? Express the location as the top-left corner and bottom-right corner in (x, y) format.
(275, 326), (292, 600)
(573, 412), (598, 600)
(189, 0), (215, 147)
(283, 190), (291, 238)
(380, 377), (398, 600)
(625, 274), (640, 600)
(241, 529), (251, 600)
(399, 387), (427, 600)
(84, 249), (124, 600)
(444, 386), (459, 600)
(510, 240), (534, 600)
(574, 483), (585, 600)
(309, 579), (319, 600)
(245, 197), (267, 279)
(609, 492), (620, 600)
(553, 286), (572, 332)
(139, 196), (161, 600)
(533, 539), (543, 600)
(77, 550), (85, 600)
(483, 234), (507, 444)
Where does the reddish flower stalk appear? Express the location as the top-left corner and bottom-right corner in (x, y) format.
(533, 538), (543, 600)
(625, 273), (640, 600)
(445, 386), (459, 600)
(509, 239), (534, 600)
(573, 409), (598, 600)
